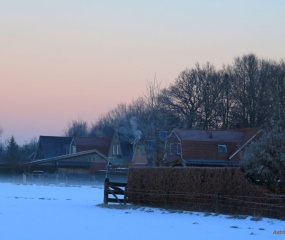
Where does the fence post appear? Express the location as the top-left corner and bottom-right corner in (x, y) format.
(104, 178), (109, 204)
(22, 173), (26, 184)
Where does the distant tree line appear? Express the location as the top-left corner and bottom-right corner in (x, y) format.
(63, 54), (285, 174)
(0, 134), (38, 171)
(65, 54), (285, 141)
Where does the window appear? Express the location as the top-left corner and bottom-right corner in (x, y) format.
(116, 144), (120, 155)
(72, 146), (76, 154)
(218, 144), (227, 154)
(113, 145), (116, 155)
(170, 143), (174, 155)
(177, 143), (181, 155)
(139, 147), (146, 157)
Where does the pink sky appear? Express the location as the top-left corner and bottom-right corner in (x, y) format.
(1, 1), (285, 144)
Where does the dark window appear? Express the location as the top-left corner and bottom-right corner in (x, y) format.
(218, 144), (227, 154)
(177, 143), (181, 154)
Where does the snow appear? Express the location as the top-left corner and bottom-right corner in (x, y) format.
(0, 182), (284, 240)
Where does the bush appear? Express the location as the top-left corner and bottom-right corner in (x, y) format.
(243, 126), (285, 192)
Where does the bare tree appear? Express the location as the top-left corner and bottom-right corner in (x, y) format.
(195, 63), (223, 129)
(231, 54), (273, 128)
(89, 100), (147, 140)
(215, 70), (235, 129)
(160, 65), (205, 128)
(143, 78), (166, 166)
(270, 60), (285, 127)
(64, 119), (89, 137)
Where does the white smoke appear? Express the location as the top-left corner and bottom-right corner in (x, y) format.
(130, 117), (141, 140)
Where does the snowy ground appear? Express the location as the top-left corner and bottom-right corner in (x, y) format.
(0, 182), (284, 240)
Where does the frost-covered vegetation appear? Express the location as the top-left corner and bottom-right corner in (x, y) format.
(244, 126), (285, 192)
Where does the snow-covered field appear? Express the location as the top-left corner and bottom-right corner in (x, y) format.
(0, 182), (284, 240)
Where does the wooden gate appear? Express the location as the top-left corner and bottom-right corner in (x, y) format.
(104, 178), (128, 204)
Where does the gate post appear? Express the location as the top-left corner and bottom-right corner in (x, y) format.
(23, 173), (26, 184)
(104, 178), (109, 204)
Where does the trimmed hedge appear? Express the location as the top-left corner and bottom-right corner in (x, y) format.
(127, 167), (285, 219)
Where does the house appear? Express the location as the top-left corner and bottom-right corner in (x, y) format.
(69, 136), (112, 172)
(108, 131), (133, 166)
(24, 149), (109, 175)
(163, 128), (262, 166)
(70, 136), (111, 155)
(31, 131), (133, 174)
(132, 131), (170, 167)
(35, 136), (72, 160)
(70, 133), (133, 167)
(32, 136), (110, 174)
(33, 136), (73, 171)
(132, 139), (148, 167)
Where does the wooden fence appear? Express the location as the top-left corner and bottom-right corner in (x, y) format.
(104, 178), (128, 204)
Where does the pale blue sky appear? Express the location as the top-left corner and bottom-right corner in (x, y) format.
(0, 0), (284, 143)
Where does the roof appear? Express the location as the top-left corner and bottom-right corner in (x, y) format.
(24, 149), (108, 166)
(165, 128), (262, 163)
(239, 128), (262, 144)
(229, 128), (263, 160)
(173, 129), (245, 143)
(37, 136), (72, 159)
(72, 137), (111, 156)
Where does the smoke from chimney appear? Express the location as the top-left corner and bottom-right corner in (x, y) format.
(130, 117), (142, 140)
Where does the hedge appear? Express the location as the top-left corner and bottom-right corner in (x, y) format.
(127, 167), (285, 219)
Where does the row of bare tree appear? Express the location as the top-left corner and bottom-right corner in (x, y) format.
(65, 54), (285, 142)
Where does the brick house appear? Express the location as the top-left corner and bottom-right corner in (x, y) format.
(163, 128), (262, 166)
(70, 137), (111, 155)
(132, 139), (148, 167)
(132, 131), (170, 167)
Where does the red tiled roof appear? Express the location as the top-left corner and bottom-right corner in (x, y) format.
(73, 137), (111, 156)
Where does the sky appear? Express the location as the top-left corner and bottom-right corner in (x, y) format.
(1, 182), (284, 240)
(1, 0), (285, 144)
